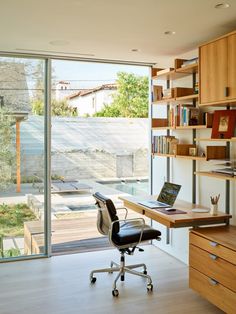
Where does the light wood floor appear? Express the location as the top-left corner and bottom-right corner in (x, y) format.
(0, 245), (222, 314)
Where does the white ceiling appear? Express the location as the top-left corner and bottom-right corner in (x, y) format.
(1, 0), (236, 66)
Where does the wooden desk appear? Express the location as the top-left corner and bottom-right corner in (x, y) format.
(119, 195), (231, 228)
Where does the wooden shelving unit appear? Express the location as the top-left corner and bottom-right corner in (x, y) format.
(195, 171), (236, 181)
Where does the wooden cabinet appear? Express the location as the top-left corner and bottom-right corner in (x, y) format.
(199, 30), (236, 106)
(228, 34), (236, 100)
(189, 226), (236, 313)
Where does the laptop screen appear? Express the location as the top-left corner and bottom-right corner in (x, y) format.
(157, 182), (181, 206)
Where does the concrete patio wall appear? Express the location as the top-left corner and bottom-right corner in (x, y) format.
(20, 116), (149, 180)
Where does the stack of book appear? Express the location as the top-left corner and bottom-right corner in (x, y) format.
(152, 136), (179, 154)
(167, 104), (200, 127)
(212, 162), (236, 177)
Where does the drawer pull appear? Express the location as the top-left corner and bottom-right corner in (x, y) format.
(209, 278), (219, 286)
(209, 241), (218, 247)
(209, 254), (218, 260)
(224, 87), (229, 97)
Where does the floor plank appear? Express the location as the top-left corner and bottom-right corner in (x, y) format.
(0, 245), (222, 314)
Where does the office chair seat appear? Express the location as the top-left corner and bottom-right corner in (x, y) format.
(112, 222), (161, 246)
(90, 192), (161, 297)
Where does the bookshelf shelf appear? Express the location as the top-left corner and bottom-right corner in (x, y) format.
(176, 155), (206, 161)
(176, 125), (209, 130)
(176, 94), (198, 101)
(195, 138), (236, 142)
(152, 98), (175, 105)
(152, 63), (198, 80)
(152, 126), (175, 130)
(152, 68), (175, 80)
(152, 94), (198, 105)
(175, 63), (198, 74)
(153, 153), (175, 158)
(195, 171), (236, 181)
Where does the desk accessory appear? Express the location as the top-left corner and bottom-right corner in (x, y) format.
(210, 194), (220, 215)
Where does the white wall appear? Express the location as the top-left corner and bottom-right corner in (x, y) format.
(151, 52), (236, 264)
(69, 89), (115, 116)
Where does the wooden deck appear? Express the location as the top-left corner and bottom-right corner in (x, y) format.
(24, 209), (145, 255)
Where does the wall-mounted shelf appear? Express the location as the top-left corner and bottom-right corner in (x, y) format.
(195, 171), (236, 181)
(152, 126), (175, 130)
(199, 100), (236, 107)
(153, 153), (206, 161)
(152, 125), (209, 131)
(175, 63), (198, 74)
(176, 155), (206, 161)
(176, 94), (198, 101)
(152, 63), (198, 80)
(152, 94), (198, 105)
(152, 98), (175, 105)
(195, 138), (236, 142)
(176, 125), (209, 130)
(153, 153), (175, 158)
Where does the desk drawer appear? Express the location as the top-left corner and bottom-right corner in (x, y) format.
(189, 267), (236, 314)
(190, 232), (236, 265)
(190, 244), (236, 292)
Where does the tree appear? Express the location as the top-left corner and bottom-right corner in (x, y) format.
(32, 99), (77, 117)
(0, 108), (15, 190)
(94, 72), (149, 118)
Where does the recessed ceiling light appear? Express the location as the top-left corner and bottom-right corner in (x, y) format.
(164, 31), (176, 35)
(49, 40), (69, 46)
(215, 3), (230, 9)
(131, 48), (139, 52)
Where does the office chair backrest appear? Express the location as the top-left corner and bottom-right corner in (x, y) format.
(93, 192), (120, 236)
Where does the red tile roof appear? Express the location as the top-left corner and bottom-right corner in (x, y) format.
(68, 83), (117, 99)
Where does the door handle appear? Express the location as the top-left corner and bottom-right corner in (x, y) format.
(224, 87), (229, 97)
(209, 278), (219, 286)
(209, 254), (218, 260)
(210, 241), (218, 247)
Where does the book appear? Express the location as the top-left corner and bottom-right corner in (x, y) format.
(181, 57), (198, 67)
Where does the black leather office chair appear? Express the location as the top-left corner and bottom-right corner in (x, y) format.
(90, 192), (161, 297)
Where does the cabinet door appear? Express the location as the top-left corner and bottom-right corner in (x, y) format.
(200, 37), (228, 104)
(228, 34), (236, 100)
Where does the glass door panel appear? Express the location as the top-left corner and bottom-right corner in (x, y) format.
(0, 56), (47, 260)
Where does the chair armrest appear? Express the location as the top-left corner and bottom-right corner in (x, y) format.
(116, 207), (128, 219)
(109, 218), (145, 249)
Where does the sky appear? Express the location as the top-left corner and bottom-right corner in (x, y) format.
(52, 59), (149, 89)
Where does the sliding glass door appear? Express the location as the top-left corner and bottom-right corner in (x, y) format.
(0, 56), (49, 261)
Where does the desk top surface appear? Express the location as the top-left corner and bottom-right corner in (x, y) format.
(119, 195), (232, 228)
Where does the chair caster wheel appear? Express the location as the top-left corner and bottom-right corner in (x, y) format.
(90, 277), (96, 284)
(121, 275), (125, 281)
(143, 270), (147, 275)
(147, 283), (153, 292)
(112, 289), (119, 297)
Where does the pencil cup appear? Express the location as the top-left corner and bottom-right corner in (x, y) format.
(210, 204), (218, 215)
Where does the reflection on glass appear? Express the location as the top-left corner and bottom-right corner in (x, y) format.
(0, 57), (45, 260)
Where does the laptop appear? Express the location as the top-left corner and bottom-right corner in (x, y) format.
(138, 182), (181, 209)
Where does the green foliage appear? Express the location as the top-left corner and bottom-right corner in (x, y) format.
(0, 203), (37, 237)
(0, 108), (15, 190)
(32, 99), (77, 116)
(94, 72), (149, 118)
